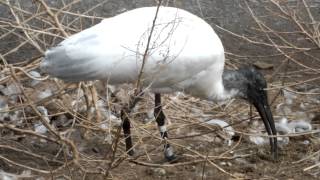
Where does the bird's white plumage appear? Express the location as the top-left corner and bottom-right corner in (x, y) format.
(41, 7), (226, 100)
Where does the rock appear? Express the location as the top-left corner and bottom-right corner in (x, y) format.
(1, 83), (21, 96)
(144, 109), (155, 123)
(276, 103), (292, 116)
(52, 114), (71, 128)
(148, 168), (166, 177)
(104, 134), (113, 144)
(288, 120), (312, 133)
(37, 88), (52, 100)
(311, 113), (320, 124)
(0, 96), (9, 121)
(253, 61), (274, 69)
(204, 119), (235, 146)
(99, 122), (108, 130)
(34, 106), (51, 134)
(231, 172), (247, 179)
(34, 124), (48, 134)
(302, 140), (310, 145)
(282, 89), (297, 105)
(28, 71), (41, 86)
(249, 135), (266, 145)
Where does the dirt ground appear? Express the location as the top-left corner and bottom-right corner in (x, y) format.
(0, 84), (319, 179)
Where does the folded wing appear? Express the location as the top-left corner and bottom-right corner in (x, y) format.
(41, 7), (224, 87)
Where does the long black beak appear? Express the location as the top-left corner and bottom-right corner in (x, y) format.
(253, 94), (278, 160)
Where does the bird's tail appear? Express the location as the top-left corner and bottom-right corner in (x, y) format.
(40, 45), (104, 82)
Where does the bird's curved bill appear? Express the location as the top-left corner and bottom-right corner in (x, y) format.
(253, 95), (278, 160)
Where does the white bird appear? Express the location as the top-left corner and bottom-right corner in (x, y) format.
(41, 6), (278, 161)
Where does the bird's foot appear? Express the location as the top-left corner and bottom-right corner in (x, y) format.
(127, 149), (134, 156)
(164, 146), (179, 163)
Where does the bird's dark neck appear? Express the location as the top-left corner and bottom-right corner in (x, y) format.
(220, 69), (246, 100)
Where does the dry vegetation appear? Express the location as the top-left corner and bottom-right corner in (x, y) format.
(0, 0), (319, 179)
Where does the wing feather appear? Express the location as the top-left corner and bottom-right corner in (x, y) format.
(41, 7), (225, 87)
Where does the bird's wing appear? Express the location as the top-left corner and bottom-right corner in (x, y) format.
(41, 7), (225, 87)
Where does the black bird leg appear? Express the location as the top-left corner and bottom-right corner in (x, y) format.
(121, 109), (134, 156)
(154, 93), (176, 161)
(120, 91), (144, 156)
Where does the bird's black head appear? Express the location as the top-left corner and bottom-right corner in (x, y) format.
(238, 66), (267, 101)
(223, 66), (278, 159)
